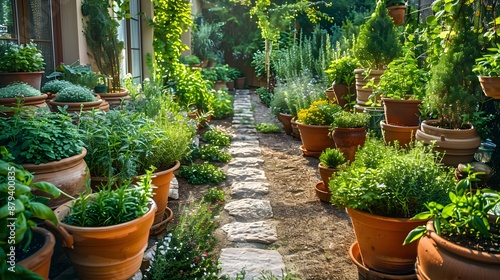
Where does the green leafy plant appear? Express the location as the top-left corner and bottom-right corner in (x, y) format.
(329, 140), (455, 218)
(331, 111), (370, 128)
(0, 82), (41, 98)
(209, 89), (234, 119)
(297, 99), (342, 126)
(354, 0), (401, 70)
(473, 43), (500, 77)
(256, 123), (281, 133)
(202, 187), (225, 204)
(325, 55), (358, 85)
(193, 145), (232, 163)
(191, 19), (224, 60)
(46, 61), (104, 89)
(403, 170), (500, 251)
(53, 84), (97, 102)
(319, 147), (346, 169)
(181, 55), (201, 65)
(256, 87), (272, 107)
(0, 42), (45, 72)
(144, 196), (221, 279)
(269, 84), (290, 116)
(177, 162), (226, 185)
(62, 170), (153, 227)
(0, 147), (62, 279)
(201, 127), (231, 147)
(40, 80), (73, 94)
(0, 110), (84, 164)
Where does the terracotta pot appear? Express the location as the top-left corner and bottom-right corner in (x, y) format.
(0, 71), (44, 89)
(318, 163), (338, 187)
(99, 88), (130, 107)
(416, 220), (500, 279)
(315, 182), (331, 203)
(22, 148), (89, 209)
(354, 69), (383, 106)
(331, 127), (367, 163)
(50, 200), (157, 280)
(213, 80), (227, 91)
(296, 123), (335, 153)
(415, 120), (481, 167)
(382, 98), (422, 126)
(380, 121), (418, 148)
(291, 118), (301, 139)
(277, 113), (293, 135)
(235, 77), (246, 89)
(150, 161), (180, 225)
(0, 94), (48, 117)
(478, 76), (500, 99)
(332, 83), (356, 109)
(227, 80), (235, 91)
(18, 227), (56, 280)
(48, 98), (106, 113)
(388, 5), (406, 26)
(346, 207), (427, 275)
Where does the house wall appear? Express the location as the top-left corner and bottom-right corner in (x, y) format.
(59, 0), (89, 65)
(141, 0), (154, 79)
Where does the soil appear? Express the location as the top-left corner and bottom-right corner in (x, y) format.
(173, 90), (359, 280)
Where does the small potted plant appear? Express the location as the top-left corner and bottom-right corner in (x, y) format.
(48, 84), (108, 113)
(330, 111), (370, 162)
(325, 55), (358, 110)
(182, 54), (201, 67)
(403, 170), (500, 279)
(386, 0), (406, 25)
(329, 140), (455, 276)
(0, 82), (47, 116)
(0, 147), (62, 279)
(40, 79), (73, 102)
(296, 99), (343, 156)
(316, 147), (346, 202)
(473, 42), (500, 99)
(0, 42), (45, 89)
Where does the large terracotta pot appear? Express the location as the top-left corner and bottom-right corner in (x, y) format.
(331, 127), (367, 163)
(388, 5), (406, 26)
(296, 123), (335, 153)
(235, 77), (246, 89)
(416, 220), (500, 280)
(354, 69), (383, 106)
(50, 200), (157, 280)
(0, 71), (44, 89)
(48, 98), (109, 113)
(415, 120), (481, 167)
(380, 121), (418, 148)
(213, 80), (227, 91)
(99, 88), (130, 107)
(478, 76), (500, 99)
(22, 148), (89, 209)
(318, 163), (338, 187)
(277, 113), (293, 135)
(382, 98), (422, 126)
(151, 161), (180, 225)
(0, 94), (48, 117)
(346, 207), (427, 275)
(18, 227), (56, 280)
(331, 83), (356, 109)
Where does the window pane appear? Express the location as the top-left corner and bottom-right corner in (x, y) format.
(0, 0), (16, 40)
(29, 0), (51, 41)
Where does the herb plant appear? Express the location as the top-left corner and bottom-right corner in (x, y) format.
(54, 85), (97, 102)
(0, 82), (41, 98)
(331, 111), (370, 128)
(46, 61), (103, 89)
(256, 87), (272, 107)
(0, 42), (45, 72)
(190, 145), (232, 163)
(177, 163), (226, 185)
(325, 56), (358, 85)
(319, 148), (346, 169)
(201, 127), (231, 147)
(208, 90), (234, 119)
(0, 110), (83, 164)
(202, 187), (226, 204)
(473, 43), (500, 77)
(297, 99), (342, 126)
(256, 123), (281, 133)
(40, 80), (73, 94)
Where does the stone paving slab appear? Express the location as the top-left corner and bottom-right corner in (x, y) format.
(224, 198), (273, 220)
(226, 167), (268, 182)
(227, 157), (264, 168)
(229, 146), (262, 157)
(230, 181), (269, 198)
(222, 221), (277, 244)
(219, 248), (285, 280)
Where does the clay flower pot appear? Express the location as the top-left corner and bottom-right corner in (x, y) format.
(478, 76), (500, 99)
(98, 88), (130, 107)
(18, 227), (56, 279)
(0, 71), (44, 89)
(380, 120), (418, 148)
(0, 94), (48, 117)
(296, 123), (335, 154)
(277, 113), (293, 135)
(318, 163), (338, 187)
(332, 83), (356, 109)
(416, 220), (500, 279)
(48, 98), (107, 113)
(381, 98), (422, 126)
(150, 161), (180, 225)
(387, 5), (406, 26)
(331, 127), (367, 163)
(354, 69), (383, 106)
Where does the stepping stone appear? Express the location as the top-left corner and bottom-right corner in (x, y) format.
(222, 221), (277, 244)
(232, 128), (257, 135)
(227, 167), (267, 182)
(230, 181), (269, 198)
(232, 135), (259, 142)
(229, 146), (262, 157)
(224, 199), (273, 220)
(232, 124), (256, 129)
(228, 157), (264, 169)
(231, 139), (260, 148)
(219, 248), (285, 280)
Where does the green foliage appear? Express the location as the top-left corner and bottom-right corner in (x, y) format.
(354, 0), (401, 69)
(297, 99), (342, 126)
(331, 111), (369, 128)
(0, 82), (41, 98)
(81, 0), (124, 91)
(53, 85), (97, 102)
(256, 87), (272, 107)
(209, 89), (234, 119)
(62, 170), (153, 227)
(0, 110), (83, 164)
(192, 145), (232, 163)
(404, 170), (500, 250)
(319, 147), (346, 169)
(473, 43), (500, 77)
(181, 55), (201, 65)
(144, 196), (221, 279)
(46, 61), (104, 89)
(330, 140), (455, 218)
(325, 55), (358, 85)
(201, 127), (231, 147)
(0, 42), (45, 72)
(191, 19), (224, 60)
(269, 84), (290, 115)
(213, 64), (232, 82)
(256, 122), (281, 133)
(177, 162), (226, 185)
(40, 80), (73, 94)
(0, 148), (62, 279)
(171, 65), (213, 112)
(202, 187), (225, 204)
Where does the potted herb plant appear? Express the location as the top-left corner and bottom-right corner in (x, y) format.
(270, 82), (293, 135)
(46, 171), (156, 280)
(353, 0), (401, 108)
(0, 110), (88, 209)
(316, 147), (346, 202)
(296, 99), (343, 157)
(403, 171), (500, 279)
(0, 82), (47, 116)
(325, 55), (358, 110)
(48, 84), (109, 113)
(0, 42), (45, 89)
(40, 79), (73, 103)
(473, 42), (500, 99)
(330, 111), (370, 163)
(0, 147), (62, 279)
(329, 140), (455, 276)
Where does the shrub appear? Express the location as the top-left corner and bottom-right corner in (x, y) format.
(256, 87), (272, 107)
(54, 84), (97, 102)
(0, 82), (41, 98)
(0, 42), (45, 72)
(201, 127), (231, 147)
(209, 89), (234, 119)
(331, 111), (370, 128)
(177, 162), (226, 185)
(41, 80), (74, 94)
(297, 99), (342, 126)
